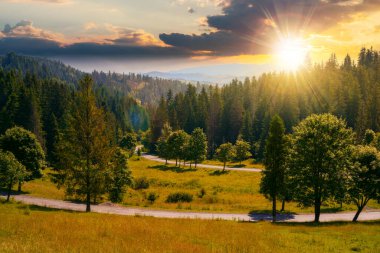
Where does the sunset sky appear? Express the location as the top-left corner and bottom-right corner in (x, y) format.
(1, 0), (379, 73)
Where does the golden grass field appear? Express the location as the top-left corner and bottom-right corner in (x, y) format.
(16, 157), (380, 214)
(0, 201), (379, 253)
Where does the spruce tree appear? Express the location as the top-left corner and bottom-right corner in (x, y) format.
(260, 115), (287, 222)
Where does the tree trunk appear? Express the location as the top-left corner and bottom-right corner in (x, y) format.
(223, 162), (226, 171)
(314, 198), (321, 223)
(165, 158), (168, 165)
(195, 162), (197, 168)
(86, 192), (91, 212)
(86, 168), (91, 212)
(281, 199), (285, 212)
(190, 162), (192, 168)
(353, 206), (364, 222)
(18, 181), (22, 193)
(175, 159), (178, 167)
(272, 195), (277, 222)
(7, 181), (12, 202)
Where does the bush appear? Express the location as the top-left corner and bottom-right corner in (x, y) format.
(133, 177), (150, 190)
(147, 192), (158, 203)
(198, 188), (206, 198)
(166, 192), (193, 203)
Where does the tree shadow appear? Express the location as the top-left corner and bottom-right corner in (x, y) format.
(148, 165), (196, 173)
(273, 220), (380, 227)
(247, 209), (296, 222)
(16, 204), (77, 213)
(247, 211), (296, 222)
(0, 189), (30, 196)
(209, 170), (230, 176)
(231, 164), (246, 168)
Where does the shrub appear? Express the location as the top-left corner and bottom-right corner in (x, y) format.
(147, 192), (159, 203)
(133, 177), (150, 190)
(198, 188), (206, 198)
(166, 192), (193, 203)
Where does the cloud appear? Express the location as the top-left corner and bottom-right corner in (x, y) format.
(0, 21), (191, 59)
(2, 20), (65, 42)
(6, 0), (71, 3)
(173, 0), (228, 8)
(160, 0), (380, 56)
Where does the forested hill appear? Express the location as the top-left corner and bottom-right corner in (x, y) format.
(149, 48), (380, 159)
(0, 53), (203, 105)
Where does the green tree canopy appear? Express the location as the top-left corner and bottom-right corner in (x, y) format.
(260, 115), (287, 222)
(0, 126), (45, 191)
(187, 128), (208, 168)
(55, 75), (114, 212)
(289, 114), (354, 222)
(347, 145), (380, 221)
(0, 150), (28, 201)
(216, 142), (236, 171)
(107, 148), (133, 203)
(119, 132), (137, 156)
(234, 139), (251, 165)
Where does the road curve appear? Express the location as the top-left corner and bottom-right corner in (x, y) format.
(142, 154), (262, 173)
(3, 194), (380, 222)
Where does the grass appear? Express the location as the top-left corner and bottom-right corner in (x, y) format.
(12, 157), (380, 214)
(201, 159), (264, 169)
(0, 201), (379, 253)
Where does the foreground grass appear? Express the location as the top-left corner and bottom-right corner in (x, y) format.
(0, 202), (379, 253)
(15, 157), (380, 214)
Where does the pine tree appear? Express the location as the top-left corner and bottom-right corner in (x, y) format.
(260, 115), (287, 222)
(55, 75), (113, 212)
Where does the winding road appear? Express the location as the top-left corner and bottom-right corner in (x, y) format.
(2, 194), (380, 222)
(142, 154), (262, 173)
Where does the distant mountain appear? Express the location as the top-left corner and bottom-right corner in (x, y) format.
(0, 53), (198, 105)
(146, 63), (273, 84)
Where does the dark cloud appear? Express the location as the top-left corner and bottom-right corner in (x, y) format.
(160, 0), (380, 55)
(0, 37), (192, 59)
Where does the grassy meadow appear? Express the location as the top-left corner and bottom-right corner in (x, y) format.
(0, 201), (379, 253)
(14, 157), (380, 214)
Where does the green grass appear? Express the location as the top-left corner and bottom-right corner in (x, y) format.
(201, 159), (264, 169)
(14, 157), (380, 214)
(0, 201), (379, 253)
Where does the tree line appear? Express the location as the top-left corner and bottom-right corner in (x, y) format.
(155, 125), (251, 170)
(147, 47), (380, 160)
(0, 76), (136, 211)
(261, 114), (380, 222)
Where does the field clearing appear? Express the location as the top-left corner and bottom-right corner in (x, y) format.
(0, 201), (379, 253)
(12, 157), (380, 214)
(200, 159), (264, 169)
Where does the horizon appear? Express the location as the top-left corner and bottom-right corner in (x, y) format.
(1, 0), (379, 75)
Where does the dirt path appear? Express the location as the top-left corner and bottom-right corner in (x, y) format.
(3, 194), (380, 222)
(142, 154), (262, 173)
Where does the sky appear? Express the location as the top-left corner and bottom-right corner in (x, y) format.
(0, 0), (380, 74)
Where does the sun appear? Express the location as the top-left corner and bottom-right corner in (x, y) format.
(275, 38), (309, 71)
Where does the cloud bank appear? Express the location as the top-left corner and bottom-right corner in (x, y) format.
(161, 0), (380, 56)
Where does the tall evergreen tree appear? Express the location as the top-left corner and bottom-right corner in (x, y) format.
(55, 75), (113, 212)
(260, 115), (287, 222)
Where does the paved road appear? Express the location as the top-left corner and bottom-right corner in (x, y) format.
(3, 194), (380, 222)
(142, 154), (262, 173)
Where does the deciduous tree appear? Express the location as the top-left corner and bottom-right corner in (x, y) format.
(347, 145), (380, 221)
(0, 126), (45, 192)
(289, 114), (354, 222)
(0, 151), (28, 201)
(216, 143), (236, 171)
